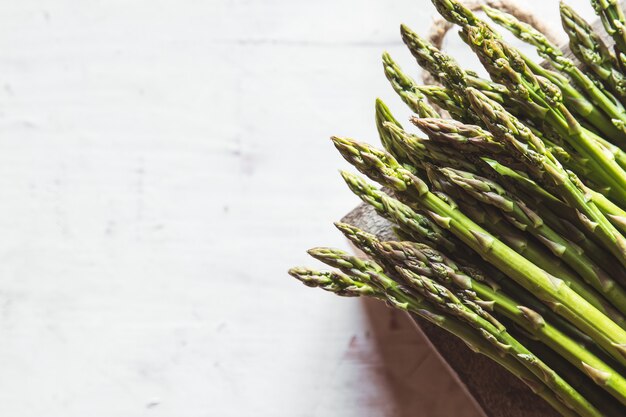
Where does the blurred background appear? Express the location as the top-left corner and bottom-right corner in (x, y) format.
(0, 0), (597, 416)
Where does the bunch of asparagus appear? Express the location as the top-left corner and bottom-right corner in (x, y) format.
(289, 1), (626, 415)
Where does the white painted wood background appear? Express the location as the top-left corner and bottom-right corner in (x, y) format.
(0, 0), (595, 416)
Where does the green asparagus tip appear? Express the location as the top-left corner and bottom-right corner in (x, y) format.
(339, 169), (359, 186)
(375, 98), (398, 124)
(288, 267), (370, 297)
(465, 87), (482, 109)
(481, 4), (506, 22)
(333, 221), (350, 230)
(410, 116), (429, 129)
(306, 246), (340, 260)
(287, 267), (330, 286)
(333, 221), (360, 236)
(431, 0), (477, 27)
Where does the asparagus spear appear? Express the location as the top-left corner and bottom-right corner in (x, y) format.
(479, 158), (626, 277)
(381, 52), (440, 118)
(414, 85), (473, 122)
(382, 46), (515, 126)
(399, 25), (469, 103)
(410, 117), (508, 156)
(376, 240), (626, 405)
(381, 121), (481, 172)
(412, 115), (620, 202)
(407, 86), (626, 192)
(411, 115), (621, 218)
(336, 219), (592, 340)
(480, 158), (609, 230)
(560, 2), (626, 101)
(399, 30), (507, 105)
(338, 217), (595, 342)
(340, 170), (458, 253)
(341, 170), (581, 292)
(591, 0), (626, 69)
(436, 164), (626, 313)
(523, 336), (626, 417)
(394, 264), (602, 416)
(401, 17), (626, 154)
(307, 245), (602, 416)
(332, 135), (626, 366)
(465, 87), (626, 269)
(594, 191), (626, 233)
(483, 4), (626, 142)
(374, 99), (480, 174)
(482, 156), (626, 276)
(464, 24), (626, 205)
(596, 132), (626, 172)
(399, 25), (520, 121)
(288, 262), (580, 417)
(425, 164), (626, 323)
(567, 170), (626, 236)
(427, 167), (572, 272)
(431, 0), (626, 142)
(408, 116), (626, 264)
(374, 98), (411, 165)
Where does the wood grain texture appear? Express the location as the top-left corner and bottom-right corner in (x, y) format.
(0, 0), (598, 416)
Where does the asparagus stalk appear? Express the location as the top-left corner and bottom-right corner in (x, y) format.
(591, 0), (626, 69)
(408, 115), (626, 275)
(596, 133), (626, 172)
(480, 158), (605, 229)
(431, 0), (626, 142)
(332, 135), (626, 367)
(393, 264), (601, 416)
(483, 4), (626, 142)
(594, 191), (626, 233)
(560, 2), (626, 101)
(288, 267), (377, 298)
(342, 169), (578, 291)
(381, 52), (440, 118)
(382, 47), (516, 126)
(414, 88), (626, 194)
(307, 245), (602, 416)
(374, 98), (411, 165)
(465, 87), (626, 269)
(381, 121), (482, 172)
(425, 164), (626, 323)
(411, 116), (626, 235)
(336, 220), (594, 345)
(340, 170), (458, 253)
(409, 117), (510, 158)
(463, 24), (626, 206)
(436, 165), (626, 313)
(523, 336), (626, 417)
(414, 85), (474, 122)
(374, 99), (480, 174)
(481, 158), (626, 276)
(399, 25), (470, 103)
(399, 25), (520, 121)
(376, 240), (626, 405)
(288, 261), (580, 417)
(410, 115), (619, 200)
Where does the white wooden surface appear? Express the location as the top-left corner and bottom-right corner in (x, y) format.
(0, 1), (595, 416)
